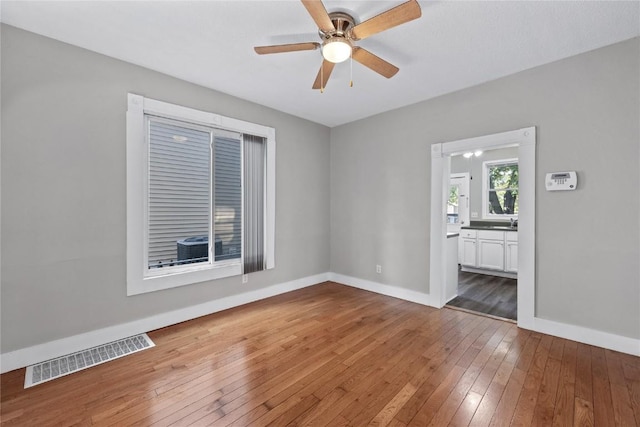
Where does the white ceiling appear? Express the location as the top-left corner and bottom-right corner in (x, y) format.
(1, 1), (638, 127)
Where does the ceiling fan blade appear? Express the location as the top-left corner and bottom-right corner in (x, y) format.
(352, 47), (399, 78)
(254, 42), (320, 55)
(350, 0), (421, 40)
(301, 0), (335, 33)
(312, 60), (336, 90)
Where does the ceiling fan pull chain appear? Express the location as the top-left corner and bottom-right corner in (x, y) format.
(321, 62), (324, 93)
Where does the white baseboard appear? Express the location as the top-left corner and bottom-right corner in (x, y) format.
(3, 271), (637, 374)
(446, 294), (459, 304)
(0, 273), (329, 374)
(328, 273), (434, 307)
(527, 316), (640, 357)
(328, 273), (639, 356)
(460, 266), (517, 279)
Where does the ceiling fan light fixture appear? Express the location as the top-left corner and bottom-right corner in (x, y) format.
(254, 1), (422, 89)
(322, 37), (352, 63)
(463, 150), (483, 158)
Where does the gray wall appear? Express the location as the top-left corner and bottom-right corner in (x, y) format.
(1, 25), (331, 353)
(2, 24), (638, 355)
(451, 146), (519, 219)
(331, 38), (639, 339)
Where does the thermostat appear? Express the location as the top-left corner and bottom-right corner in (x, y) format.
(545, 171), (577, 191)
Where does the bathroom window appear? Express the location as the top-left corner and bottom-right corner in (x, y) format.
(482, 158), (518, 219)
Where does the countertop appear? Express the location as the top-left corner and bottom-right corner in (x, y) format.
(461, 221), (518, 232)
(461, 226), (517, 232)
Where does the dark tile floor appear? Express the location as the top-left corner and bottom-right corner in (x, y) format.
(446, 270), (517, 321)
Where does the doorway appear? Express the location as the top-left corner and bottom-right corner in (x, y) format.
(447, 271), (517, 321)
(429, 127), (536, 330)
(446, 149), (519, 321)
(447, 173), (470, 233)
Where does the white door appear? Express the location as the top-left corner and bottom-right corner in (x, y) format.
(447, 173), (470, 233)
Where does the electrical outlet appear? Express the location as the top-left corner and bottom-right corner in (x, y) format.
(242, 274), (248, 284)
(376, 265), (382, 274)
(471, 212), (478, 218)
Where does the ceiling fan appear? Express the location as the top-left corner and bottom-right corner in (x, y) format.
(254, 0), (422, 91)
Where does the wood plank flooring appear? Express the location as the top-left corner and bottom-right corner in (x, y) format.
(1, 282), (638, 426)
(447, 271), (517, 321)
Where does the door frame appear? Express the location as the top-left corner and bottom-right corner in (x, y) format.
(429, 127), (536, 330)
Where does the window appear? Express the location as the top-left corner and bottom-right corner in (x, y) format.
(447, 184), (459, 223)
(127, 94), (275, 295)
(482, 158), (518, 219)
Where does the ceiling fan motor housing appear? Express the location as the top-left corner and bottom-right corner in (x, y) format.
(318, 12), (357, 41)
(318, 12), (357, 63)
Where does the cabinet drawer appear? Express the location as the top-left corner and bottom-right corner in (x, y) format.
(459, 229), (477, 239)
(506, 231), (518, 242)
(477, 230), (504, 240)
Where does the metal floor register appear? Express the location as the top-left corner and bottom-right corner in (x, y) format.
(24, 333), (155, 388)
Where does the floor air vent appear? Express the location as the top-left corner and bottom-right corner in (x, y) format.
(24, 333), (155, 388)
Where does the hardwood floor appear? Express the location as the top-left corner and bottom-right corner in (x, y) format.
(1, 282), (638, 426)
(447, 271), (517, 321)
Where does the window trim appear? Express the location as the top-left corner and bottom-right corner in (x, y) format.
(481, 158), (519, 220)
(126, 93), (275, 296)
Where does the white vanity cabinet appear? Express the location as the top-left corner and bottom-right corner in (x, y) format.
(477, 230), (505, 271)
(505, 232), (518, 273)
(459, 228), (518, 276)
(458, 229), (477, 267)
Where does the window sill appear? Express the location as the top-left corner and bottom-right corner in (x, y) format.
(127, 262), (242, 296)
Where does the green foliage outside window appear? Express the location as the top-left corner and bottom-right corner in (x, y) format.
(488, 163), (518, 215)
(448, 185), (459, 207)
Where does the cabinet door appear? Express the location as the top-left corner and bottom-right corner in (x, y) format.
(478, 239), (504, 270)
(459, 238), (477, 266)
(505, 241), (518, 272)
